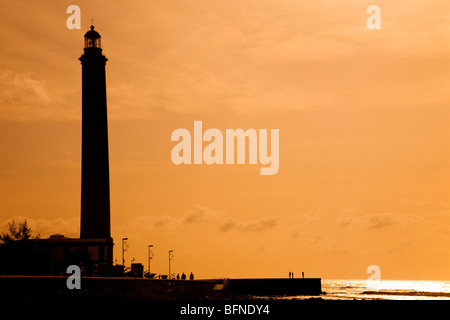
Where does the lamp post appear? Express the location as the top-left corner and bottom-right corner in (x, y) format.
(122, 237), (128, 275)
(148, 245), (153, 278)
(168, 250), (173, 279)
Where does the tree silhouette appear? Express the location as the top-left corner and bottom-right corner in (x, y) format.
(0, 219), (39, 243)
(0, 219), (41, 275)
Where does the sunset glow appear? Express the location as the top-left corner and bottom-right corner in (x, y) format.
(1, 0), (450, 281)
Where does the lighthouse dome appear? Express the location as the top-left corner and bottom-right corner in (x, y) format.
(84, 25), (101, 48)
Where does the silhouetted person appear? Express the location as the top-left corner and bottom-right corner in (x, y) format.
(292, 272), (294, 278)
(177, 273), (180, 280)
(289, 271), (291, 278)
(181, 272), (186, 280)
(302, 272), (304, 278)
(190, 272), (194, 280)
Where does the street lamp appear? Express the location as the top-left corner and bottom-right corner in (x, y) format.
(148, 245), (153, 278)
(168, 250), (173, 279)
(122, 238), (128, 275)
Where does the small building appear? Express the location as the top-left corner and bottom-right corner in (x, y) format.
(0, 235), (113, 276)
(128, 263), (144, 278)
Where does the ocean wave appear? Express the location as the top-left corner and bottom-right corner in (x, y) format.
(362, 291), (450, 298)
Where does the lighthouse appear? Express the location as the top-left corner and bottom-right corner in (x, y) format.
(79, 25), (113, 266)
(0, 26), (114, 276)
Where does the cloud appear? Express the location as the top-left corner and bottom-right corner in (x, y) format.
(182, 205), (218, 224)
(152, 216), (178, 230)
(218, 218), (238, 232)
(218, 216), (279, 232)
(334, 216), (354, 228)
(0, 71), (51, 104)
(0, 70), (75, 121)
(121, 205), (278, 234)
(334, 213), (399, 230)
(112, 205), (221, 235)
(362, 213), (399, 229)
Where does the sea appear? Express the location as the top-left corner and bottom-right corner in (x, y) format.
(277, 279), (450, 300)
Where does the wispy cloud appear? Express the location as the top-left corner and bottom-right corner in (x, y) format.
(182, 205), (218, 224)
(334, 213), (399, 229)
(218, 216), (280, 232)
(0, 70), (76, 121)
(362, 213), (399, 229)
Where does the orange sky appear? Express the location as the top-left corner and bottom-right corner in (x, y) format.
(1, 0), (450, 280)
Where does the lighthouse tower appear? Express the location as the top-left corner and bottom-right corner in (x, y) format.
(79, 26), (113, 263)
(0, 26), (115, 276)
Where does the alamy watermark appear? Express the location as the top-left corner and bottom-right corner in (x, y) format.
(366, 265), (381, 281)
(66, 5), (81, 30)
(67, 4), (381, 31)
(171, 121), (280, 175)
(367, 5), (381, 30)
(66, 265), (81, 289)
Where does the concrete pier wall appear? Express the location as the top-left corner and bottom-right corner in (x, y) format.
(229, 278), (322, 295)
(0, 276), (220, 300)
(0, 276), (321, 300)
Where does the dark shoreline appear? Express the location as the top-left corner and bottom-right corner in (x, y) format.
(1, 276), (445, 318)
